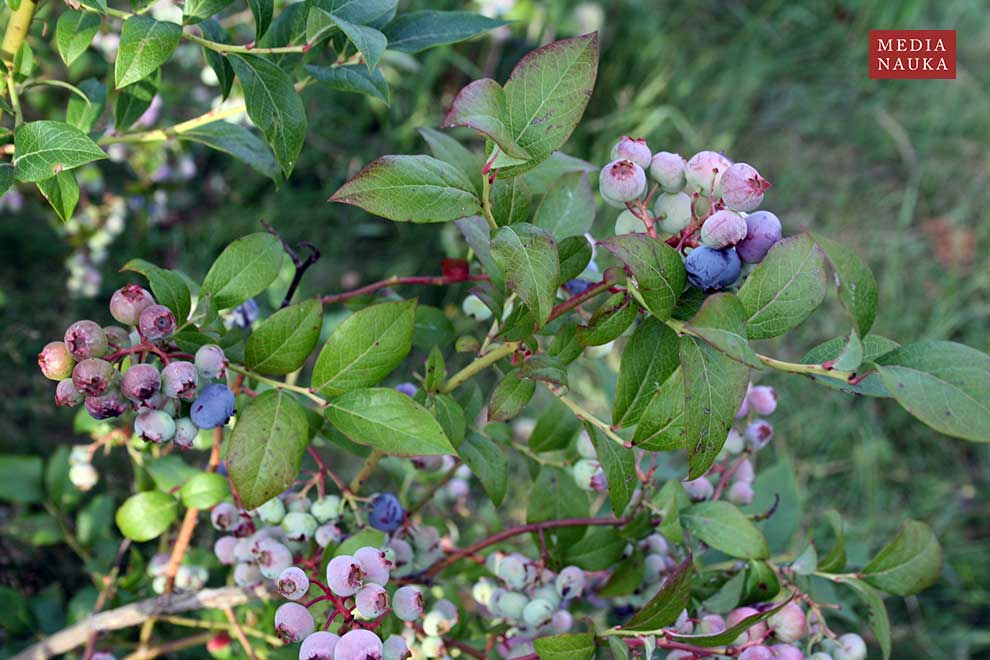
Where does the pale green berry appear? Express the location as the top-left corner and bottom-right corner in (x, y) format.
(522, 599), (554, 627)
(311, 495), (343, 523)
(653, 192), (692, 234)
(472, 579), (496, 608)
(575, 430), (597, 459)
(834, 633), (867, 660)
(420, 636), (445, 658)
(649, 151), (687, 192)
(257, 497), (286, 525)
(494, 591), (528, 620)
(281, 512), (318, 542)
(461, 294), (492, 321)
(614, 209), (644, 235)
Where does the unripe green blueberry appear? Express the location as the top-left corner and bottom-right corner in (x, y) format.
(195, 344), (228, 380)
(110, 285), (155, 326)
(64, 321), (108, 360)
(555, 565), (585, 598)
(472, 579), (496, 608)
(600, 159), (647, 203)
(393, 585), (425, 621)
(716, 162), (771, 212)
(494, 591), (528, 620)
(315, 523), (343, 548)
(274, 602), (315, 644)
(281, 512), (318, 542)
(121, 364), (161, 402)
(497, 553), (533, 590)
(700, 210), (748, 248)
(39, 341), (76, 380)
(173, 417), (198, 449)
(257, 497), (286, 525)
(685, 150), (733, 194)
(161, 361), (199, 400)
(420, 636), (445, 658)
(834, 633), (867, 660)
(134, 410), (176, 444)
(56, 379), (84, 407)
(727, 606), (768, 644)
(611, 136), (652, 169)
(69, 463), (99, 490)
(644, 533), (669, 555)
(411, 455), (444, 471)
(768, 602), (807, 643)
(532, 584), (561, 609)
(614, 209), (644, 235)
(84, 390), (129, 420)
(175, 564), (208, 591)
(421, 611), (449, 637)
(653, 192), (693, 234)
(138, 304), (177, 341)
(683, 476), (714, 501)
(575, 431), (597, 459)
(355, 583), (389, 618)
(572, 458), (604, 492)
(808, 653), (834, 660)
(643, 553), (666, 583)
(649, 151), (688, 192)
(461, 294), (492, 321)
(103, 325), (132, 350)
(311, 495), (343, 523)
(522, 598), (554, 627)
(584, 340), (614, 359)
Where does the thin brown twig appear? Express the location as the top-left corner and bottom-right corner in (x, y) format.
(223, 607), (257, 660)
(320, 274), (488, 305)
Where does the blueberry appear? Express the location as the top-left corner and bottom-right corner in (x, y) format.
(649, 151), (687, 193)
(563, 278), (595, 296)
(121, 364), (161, 402)
(716, 162), (771, 212)
(230, 299), (259, 329)
(392, 585), (424, 621)
(355, 546), (391, 585)
(55, 379), (84, 407)
(84, 390), (129, 420)
(161, 361), (199, 400)
(194, 344), (227, 380)
(700, 210), (747, 248)
(190, 383), (235, 429)
(73, 358), (119, 397)
(325, 555), (365, 597)
(273, 602), (314, 644)
(599, 159), (647, 204)
(64, 321), (108, 360)
(299, 631), (339, 660)
(394, 382), (418, 397)
(354, 583), (389, 618)
(610, 136), (652, 169)
(334, 630), (383, 660)
(383, 635), (409, 660)
(173, 417), (198, 449)
(684, 246), (742, 292)
(653, 192), (693, 234)
(138, 304), (177, 341)
(110, 284), (155, 326)
(134, 410), (176, 444)
(103, 325), (132, 350)
(736, 211), (782, 263)
(368, 492), (405, 532)
(614, 209), (644, 235)
(39, 341), (76, 380)
(685, 150), (733, 194)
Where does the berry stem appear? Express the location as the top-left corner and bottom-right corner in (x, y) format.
(349, 449), (385, 493)
(405, 460), (461, 517)
(320, 273), (489, 305)
(227, 364), (328, 407)
(439, 342), (520, 394)
(480, 170), (499, 230)
(712, 450), (751, 501)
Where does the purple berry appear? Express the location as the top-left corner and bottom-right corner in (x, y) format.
(355, 546), (391, 586)
(299, 631), (340, 660)
(277, 566), (310, 600)
(258, 541), (293, 581)
(110, 285), (155, 326)
(103, 325), (132, 350)
(134, 410), (176, 444)
(64, 321), (108, 360)
(190, 384), (236, 429)
(211, 502), (240, 531)
(38, 341), (76, 380)
(315, 523), (343, 548)
(72, 358), (119, 397)
(739, 647), (774, 660)
(355, 583), (389, 618)
(334, 629), (383, 660)
(736, 211), (782, 264)
(683, 477), (714, 501)
(727, 606), (768, 643)
(161, 361), (199, 400)
(653, 192), (693, 234)
(233, 562), (261, 586)
(717, 162), (771, 212)
(747, 385), (777, 415)
(214, 536), (238, 564)
(392, 586), (424, 622)
(745, 419), (774, 449)
(610, 136), (652, 169)
(770, 644), (804, 660)
(274, 602), (315, 644)
(368, 493), (404, 533)
(382, 635), (409, 660)
(56, 379), (84, 407)
(121, 364), (161, 402)
(563, 278), (595, 296)
(326, 555), (365, 597)
(728, 481), (754, 505)
(394, 382), (417, 397)
(84, 390), (129, 419)
(173, 417), (198, 449)
(684, 246), (742, 292)
(734, 458), (755, 484)
(649, 151), (687, 192)
(685, 150), (733, 194)
(768, 602), (807, 643)
(138, 304), (177, 341)
(599, 159), (647, 204)
(195, 344), (228, 380)
(699, 614), (726, 634)
(700, 210), (747, 248)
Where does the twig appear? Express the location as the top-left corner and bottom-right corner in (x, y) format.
(262, 221), (321, 308)
(122, 632), (214, 660)
(320, 273), (488, 305)
(223, 607), (257, 660)
(349, 449), (385, 493)
(83, 539), (132, 659)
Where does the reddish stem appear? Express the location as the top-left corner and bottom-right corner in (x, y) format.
(320, 274), (489, 305)
(712, 451), (751, 501)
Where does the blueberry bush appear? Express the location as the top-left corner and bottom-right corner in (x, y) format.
(3, 3), (988, 660)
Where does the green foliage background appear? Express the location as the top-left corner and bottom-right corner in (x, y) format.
(0, 0), (987, 656)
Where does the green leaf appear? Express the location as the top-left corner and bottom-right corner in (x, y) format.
(383, 10), (507, 53)
(533, 172), (594, 240)
(441, 79), (529, 160)
(522, 150), (596, 194)
(0, 163), (14, 197)
(227, 390), (310, 510)
(533, 632), (595, 660)
(652, 479), (687, 543)
(682, 500), (769, 559)
(423, 347), (446, 394)
(488, 369), (535, 422)
(455, 216), (504, 289)
(36, 171), (79, 222)
(66, 79), (107, 133)
(418, 127), (482, 194)
(325, 388), (453, 456)
(556, 235), (593, 284)
(491, 176), (532, 226)
(56, 11), (101, 67)
(179, 120), (279, 181)
(183, 0), (234, 24)
(306, 63), (389, 104)
(600, 233), (686, 321)
(529, 396), (580, 452)
(114, 69), (159, 130)
(0, 455), (43, 504)
(612, 318), (680, 428)
(121, 259), (192, 321)
(13, 120), (106, 182)
(200, 232), (284, 309)
(684, 293), (763, 369)
(80, 0), (107, 14)
(736, 233), (828, 339)
(328, 14), (386, 72)
(818, 510), (847, 573)
(668, 596), (793, 647)
(490, 223), (559, 327)
(199, 19), (235, 99)
(333, 529), (386, 557)
(459, 432), (508, 506)
(331, 155), (481, 223)
(861, 519), (943, 595)
(5, 512), (63, 546)
(598, 553), (644, 598)
(828, 328), (865, 372)
(624, 555), (693, 631)
(547, 320), (583, 365)
(245, 299), (323, 375)
(742, 560), (781, 604)
(607, 637), (630, 660)
(838, 577), (891, 660)
(311, 300), (415, 396)
(802, 334), (900, 398)
(146, 455), (199, 493)
(180, 472), (229, 509)
(745, 458), (801, 553)
(228, 54), (308, 178)
(632, 368), (685, 451)
(576, 292), (636, 347)
(114, 16), (181, 89)
(518, 354), (568, 388)
(563, 525), (625, 570)
(526, 466), (588, 546)
(430, 394), (465, 447)
(115, 491), (178, 541)
(873, 340), (990, 442)
(588, 425), (635, 515)
(791, 543), (818, 576)
(413, 305), (455, 350)
(680, 335), (751, 479)
(246, 0), (273, 40)
(813, 233), (879, 336)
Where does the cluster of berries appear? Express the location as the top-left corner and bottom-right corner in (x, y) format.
(683, 383), (778, 505)
(606, 533), (680, 612)
(146, 553), (209, 594)
(601, 137), (783, 292)
(471, 554), (584, 657)
(37, 284), (236, 443)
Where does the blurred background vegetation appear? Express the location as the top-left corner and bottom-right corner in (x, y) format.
(1, 0), (987, 657)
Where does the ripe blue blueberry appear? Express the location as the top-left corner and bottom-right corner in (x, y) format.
(38, 341), (75, 380)
(649, 151), (687, 192)
(563, 278), (596, 296)
(110, 285), (155, 326)
(231, 299), (259, 329)
(736, 211), (782, 263)
(684, 246), (742, 292)
(299, 631), (339, 660)
(64, 320), (108, 360)
(369, 492), (405, 532)
(700, 210), (747, 248)
(161, 361), (199, 400)
(121, 364), (161, 402)
(190, 383), (236, 429)
(73, 358), (119, 397)
(599, 159), (647, 204)
(56, 379), (84, 407)
(394, 382), (418, 397)
(138, 304), (177, 341)
(273, 602), (315, 644)
(716, 162), (771, 212)
(610, 136), (652, 169)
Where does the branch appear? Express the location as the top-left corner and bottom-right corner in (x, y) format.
(12, 585), (276, 660)
(320, 273), (489, 305)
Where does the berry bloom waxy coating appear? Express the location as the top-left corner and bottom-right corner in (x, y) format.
(38, 341), (75, 380)
(55, 379), (84, 407)
(299, 631), (339, 660)
(161, 361), (199, 400)
(191, 384), (236, 429)
(138, 304), (177, 341)
(334, 629), (383, 660)
(72, 358), (119, 397)
(684, 246), (742, 292)
(84, 390), (129, 420)
(392, 585), (424, 621)
(134, 410), (176, 444)
(686, 150), (733, 193)
(355, 583), (389, 618)
(737, 210), (783, 263)
(274, 602), (314, 644)
(121, 364), (161, 401)
(277, 566), (310, 600)
(65, 321), (108, 360)
(610, 136), (652, 169)
(369, 493), (405, 532)
(110, 285), (155, 326)
(599, 159), (647, 204)
(650, 151), (687, 192)
(195, 344), (228, 379)
(700, 210), (748, 248)
(326, 555), (365, 597)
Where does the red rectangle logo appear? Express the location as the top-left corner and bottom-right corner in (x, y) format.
(869, 30), (956, 79)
